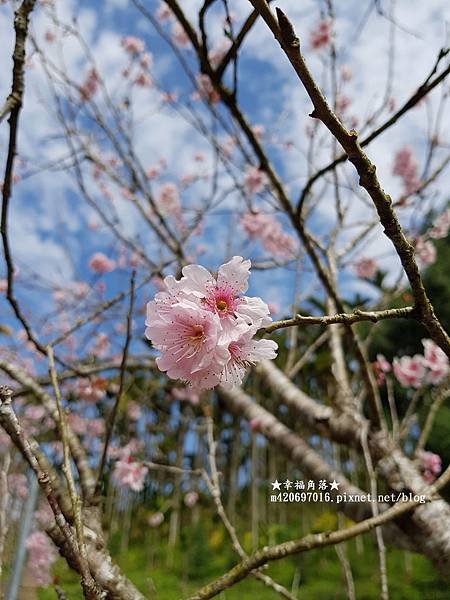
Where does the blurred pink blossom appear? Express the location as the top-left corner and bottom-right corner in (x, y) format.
(422, 338), (449, 385)
(156, 182), (181, 216)
(172, 22), (190, 48)
(418, 450), (442, 484)
(26, 532), (57, 587)
(184, 491), (199, 508)
(310, 20), (332, 50)
(121, 36), (145, 55)
(353, 257), (378, 279)
(89, 252), (116, 274)
(415, 236), (436, 268)
(80, 68), (99, 102)
(241, 211), (296, 257)
(243, 166), (268, 195)
(392, 146), (421, 195)
(113, 457), (148, 492)
(393, 355), (426, 388)
(148, 511), (164, 527)
(428, 208), (450, 239)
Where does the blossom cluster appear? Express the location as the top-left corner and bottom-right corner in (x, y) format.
(145, 256), (278, 391)
(374, 339), (448, 389)
(26, 531), (58, 587)
(241, 211), (297, 257)
(392, 146), (421, 196)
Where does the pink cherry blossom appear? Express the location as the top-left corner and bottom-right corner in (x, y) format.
(172, 22), (190, 48)
(208, 39), (231, 68)
(353, 257), (378, 279)
(88, 252), (116, 274)
(415, 236), (436, 268)
(243, 166), (268, 195)
(417, 450), (442, 484)
(134, 72), (152, 88)
(184, 491), (199, 507)
(146, 298), (229, 390)
(127, 400), (142, 420)
(26, 532), (58, 587)
(156, 2), (172, 22)
(241, 211), (297, 257)
(113, 457), (148, 492)
(373, 354), (391, 385)
(310, 20), (332, 50)
(220, 322), (277, 389)
(428, 208), (450, 239)
(8, 473), (28, 498)
(156, 182), (181, 216)
(422, 338), (449, 385)
(148, 511), (164, 527)
(0, 278), (7, 293)
(377, 354), (391, 373)
(145, 257), (277, 390)
(393, 355), (426, 388)
(80, 68), (99, 101)
(75, 377), (107, 403)
(121, 36), (145, 55)
(392, 146), (421, 195)
(195, 74), (220, 104)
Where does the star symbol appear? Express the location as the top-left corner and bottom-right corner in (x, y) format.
(271, 479), (282, 490)
(330, 480), (340, 491)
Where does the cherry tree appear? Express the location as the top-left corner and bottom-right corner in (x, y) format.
(0, 0), (449, 598)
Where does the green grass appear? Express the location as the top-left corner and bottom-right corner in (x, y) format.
(37, 527), (449, 600)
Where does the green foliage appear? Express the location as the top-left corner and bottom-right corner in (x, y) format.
(36, 510), (450, 600)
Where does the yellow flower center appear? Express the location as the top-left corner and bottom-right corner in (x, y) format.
(216, 300), (227, 312)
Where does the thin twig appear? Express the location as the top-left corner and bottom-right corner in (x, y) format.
(95, 272), (136, 495)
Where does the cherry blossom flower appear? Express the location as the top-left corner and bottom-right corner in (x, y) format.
(184, 491), (199, 507)
(220, 322), (277, 388)
(121, 36), (145, 55)
(208, 39), (231, 68)
(8, 473), (28, 498)
(127, 400), (142, 421)
(156, 1), (172, 21)
(89, 252), (116, 274)
(428, 208), (450, 239)
(156, 182), (181, 216)
(80, 68), (99, 101)
(243, 166), (268, 195)
(113, 457), (148, 492)
(422, 338), (449, 385)
(147, 298), (229, 390)
(353, 257), (378, 279)
(134, 72), (152, 88)
(91, 332), (110, 358)
(392, 146), (421, 195)
(0, 278), (7, 293)
(171, 22), (190, 48)
(75, 377), (107, 403)
(26, 532), (58, 587)
(145, 256), (277, 390)
(310, 20), (332, 50)
(373, 354), (391, 385)
(195, 74), (220, 104)
(414, 236), (436, 268)
(393, 355), (426, 388)
(148, 511), (164, 527)
(417, 450), (442, 484)
(241, 211), (296, 257)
